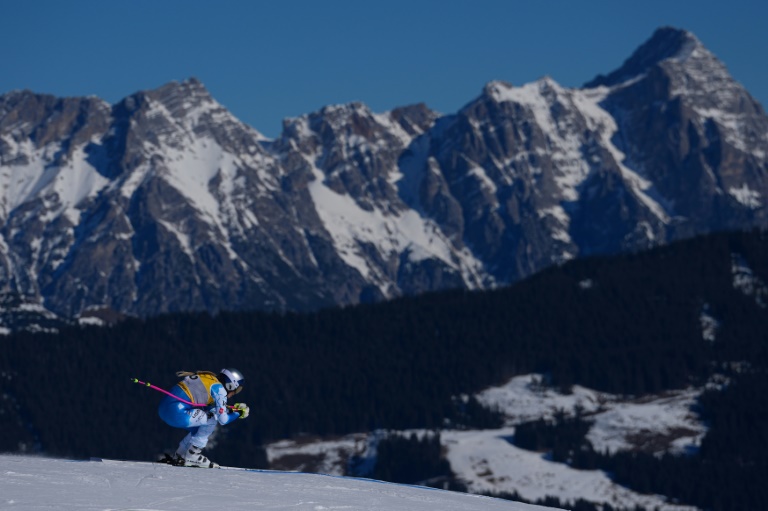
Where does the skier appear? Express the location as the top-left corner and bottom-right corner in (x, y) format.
(158, 368), (249, 468)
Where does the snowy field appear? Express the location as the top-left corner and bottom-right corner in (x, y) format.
(0, 455), (554, 511)
(443, 428), (695, 511)
(267, 375), (707, 511)
(475, 375), (707, 455)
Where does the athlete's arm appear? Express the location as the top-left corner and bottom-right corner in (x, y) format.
(210, 384), (240, 425)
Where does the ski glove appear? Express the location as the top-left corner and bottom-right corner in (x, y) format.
(233, 402), (250, 419)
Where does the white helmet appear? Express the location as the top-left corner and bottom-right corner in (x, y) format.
(219, 368), (245, 393)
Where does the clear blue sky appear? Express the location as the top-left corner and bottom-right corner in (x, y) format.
(3, 0), (766, 138)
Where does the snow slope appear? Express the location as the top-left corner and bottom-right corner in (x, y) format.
(443, 429), (695, 511)
(445, 376), (704, 510)
(476, 375), (707, 455)
(266, 375), (707, 510)
(0, 455), (554, 511)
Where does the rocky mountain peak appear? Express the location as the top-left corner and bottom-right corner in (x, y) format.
(146, 77), (213, 105)
(313, 102), (378, 135)
(477, 76), (566, 108)
(480, 80), (514, 102)
(0, 90), (110, 142)
(112, 78), (268, 157)
(585, 27), (705, 88)
(389, 103), (438, 137)
(113, 77), (219, 128)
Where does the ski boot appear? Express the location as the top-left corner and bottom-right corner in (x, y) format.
(180, 445), (220, 468)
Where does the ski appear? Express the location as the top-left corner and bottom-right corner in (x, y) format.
(157, 453), (219, 469)
(158, 453), (184, 466)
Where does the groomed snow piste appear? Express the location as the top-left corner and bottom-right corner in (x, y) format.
(0, 455), (555, 511)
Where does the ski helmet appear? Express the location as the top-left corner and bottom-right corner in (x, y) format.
(219, 368), (245, 393)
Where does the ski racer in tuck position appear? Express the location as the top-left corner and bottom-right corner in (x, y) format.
(158, 368), (249, 468)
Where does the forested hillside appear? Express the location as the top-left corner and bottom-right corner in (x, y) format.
(1, 229), (768, 509)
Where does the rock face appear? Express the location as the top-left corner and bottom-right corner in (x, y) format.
(0, 28), (766, 318)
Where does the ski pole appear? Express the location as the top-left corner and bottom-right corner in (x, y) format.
(131, 378), (236, 410)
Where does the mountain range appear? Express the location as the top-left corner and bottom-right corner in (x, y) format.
(1, 26), (766, 319)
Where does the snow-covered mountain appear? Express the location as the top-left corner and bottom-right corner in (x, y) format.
(0, 27), (766, 318)
(0, 455), (554, 511)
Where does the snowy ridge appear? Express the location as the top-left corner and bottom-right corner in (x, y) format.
(291, 101), (487, 295)
(306, 164), (487, 295)
(484, 78), (593, 204)
(485, 78), (671, 225)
